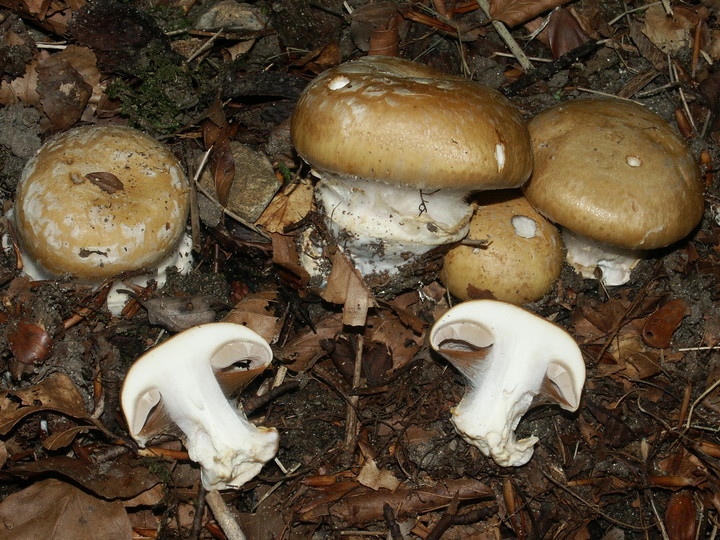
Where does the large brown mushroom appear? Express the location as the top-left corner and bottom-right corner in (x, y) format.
(523, 98), (704, 285)
(291, 55), (533, 283)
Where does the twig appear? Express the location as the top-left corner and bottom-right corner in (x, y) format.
(190, 485), (208, 539)
(684, 378), (720, 431)
(502, 41), (600, 96)
(426, 492), (497, 540)
(475, 0), (532, 72)
(383, 503), (405, 540)
(205, 490), (247, 540)
(344, 335), (364, 451)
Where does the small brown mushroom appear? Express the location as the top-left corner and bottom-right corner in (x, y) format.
(441, 191), (564, 304)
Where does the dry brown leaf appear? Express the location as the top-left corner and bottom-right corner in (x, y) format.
(357, 458), (401, 491)
(0, 478), (132, 540)
(321, 250), (374, 327)
(0, 372), (88, 434)
(544, 7), (590, 58)
(280, 313), (344, 371)
(270, 232), (310, 287)
(37, 53), (92, 130)
(489, 0), (571, 28)
(6, 454), (161, 499)
(664, 490), (698, 540)
(223, 291), (282, 343)
(0, 55), (40, 106)
(256, 181), (314, 234)
(299, 477), (492, 525)
(365, 314), (423, 372)
(642, 298), (690, 349)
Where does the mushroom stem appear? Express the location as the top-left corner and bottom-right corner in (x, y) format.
(305, 171), (473, 276)
(562, 228), (644, 286)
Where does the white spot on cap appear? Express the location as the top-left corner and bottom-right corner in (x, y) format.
(511, 215), (537, 238)
(328, 76), (350, 90)
(626, 155), (642, 167)
(495, 143), (506, 172)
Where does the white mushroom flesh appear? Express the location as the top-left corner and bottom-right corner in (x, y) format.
(310, 171), (473, 276)
(121, 323), (279, 490)
(429, 300), (585, 467)
(562, 228), (643, 286)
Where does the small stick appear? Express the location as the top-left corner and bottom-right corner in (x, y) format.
(475, 0), (532, 73)
(205, 490), (247, 540)
(344, 335), (364, 450)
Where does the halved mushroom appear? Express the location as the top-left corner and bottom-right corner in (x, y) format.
(121, 322), (279, 490)
(429, 300), (585, 467)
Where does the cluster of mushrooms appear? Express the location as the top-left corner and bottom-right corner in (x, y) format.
(5, 55), (705, 487)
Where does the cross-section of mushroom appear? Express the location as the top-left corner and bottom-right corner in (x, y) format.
(429, 300), (585, 467)
(121, 323), (279, 490)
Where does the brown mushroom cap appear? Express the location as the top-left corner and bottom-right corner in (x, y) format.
(523, 98), (704, 250)
(15, 125), (190, 281)
(441, 191), (564, 304)
(291, 56), (533, 190)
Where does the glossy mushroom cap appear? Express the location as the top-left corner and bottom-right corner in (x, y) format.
(441, 192), (564, 304)
(291, 55), (533, 190)
(15, 125), (191, 282)
(523, 98), (704, 250)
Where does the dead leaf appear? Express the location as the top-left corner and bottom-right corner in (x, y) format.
(86, 171), (124, 194)
(321, 250), (374, 327)
(223, 291), (282, 343)
(545, 7), (591, 58)
(664, 490), (697, 540)
(489, 0), (572, 28)
(642, 299), (690, 349)
(256, 181), (314, 234)
(270, 232), (310, 287)
(142, 294), (226, 332)
(357, 458), (400, 491)
(4, 454), (161, 499)
(298, 477), (492, 525)
(0, 372), (88, 434)
(36, 54), (92, 130)
(0, 478), (132, 540)
(281, 313), (344, 371)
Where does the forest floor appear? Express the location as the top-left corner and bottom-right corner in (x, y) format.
(1, 0), (720, 539)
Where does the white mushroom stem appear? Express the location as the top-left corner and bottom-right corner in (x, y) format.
(11, 224), (194, 316)
(121, 323), (279, 490)
(562, 228), (644, 286)
(429, 300), (585, 467)
(306, 171), (473, 276)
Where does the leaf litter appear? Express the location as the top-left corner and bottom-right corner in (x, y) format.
(0, 0), (719, 538)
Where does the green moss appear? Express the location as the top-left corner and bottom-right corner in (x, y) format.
(107, 42), (209, 133)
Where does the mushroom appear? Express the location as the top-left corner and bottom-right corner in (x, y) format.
(12, 124), (192, 311)
(121, 322), (279, 490)
(290, 56), (532, 283)
(440, 191), (564, 304)
(523, 98), (704, 286)
(429, 300), (585, 467)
